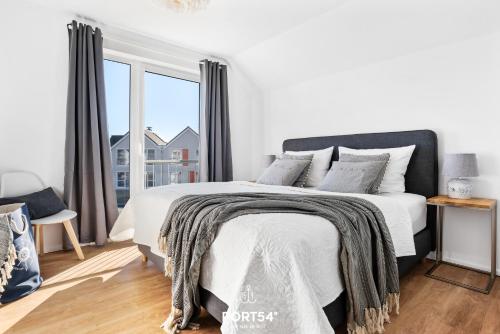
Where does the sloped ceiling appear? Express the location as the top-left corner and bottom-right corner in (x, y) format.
(25, 0), (345, 55)
(25, 0), (500, 89)
(234, 0), (500, 89)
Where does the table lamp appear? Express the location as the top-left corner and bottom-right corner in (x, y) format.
(442, 153), (479, 199)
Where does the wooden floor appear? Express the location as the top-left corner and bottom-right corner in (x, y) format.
(1, 241), (499, 334)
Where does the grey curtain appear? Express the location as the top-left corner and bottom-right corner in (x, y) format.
(63, 21), (118, 246)
(199, 60), (233, 182)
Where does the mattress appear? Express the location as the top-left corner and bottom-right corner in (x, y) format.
(379, 192), (427, 235)
(296, 189), (427, 235)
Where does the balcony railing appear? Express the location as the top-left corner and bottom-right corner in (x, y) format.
(114, 159), (199, 208)
(144, 159), (199, 188)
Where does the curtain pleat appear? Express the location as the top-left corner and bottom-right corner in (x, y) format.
(199, 60), (233, 182)
(64, 21), (118, 246)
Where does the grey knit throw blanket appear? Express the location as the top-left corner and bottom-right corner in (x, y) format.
(0, 213), (17, 294)
(158, 193), (400, 334)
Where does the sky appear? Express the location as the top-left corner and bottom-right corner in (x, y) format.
(104, 60), (199, 143)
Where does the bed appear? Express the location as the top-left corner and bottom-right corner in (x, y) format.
(110, 129), (438, 332)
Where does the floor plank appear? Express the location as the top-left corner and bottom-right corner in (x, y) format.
(1, 242), (498, 333)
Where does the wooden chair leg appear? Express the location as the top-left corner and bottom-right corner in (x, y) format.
(141, 254), (148, 263)
(39, 225), (44, 256)
(34, 225), (43, 256)
(62, 220), (85, 260)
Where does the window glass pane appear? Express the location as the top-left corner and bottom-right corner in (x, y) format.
(145, 171), (154, 188)
(117, 149), (129, 165)
(117, 172), (129, 188)
(144, 71), (200, 187)
(104, 59), (131, 208)
(145, 149), (155, 161)
(172, 150), (181, 160)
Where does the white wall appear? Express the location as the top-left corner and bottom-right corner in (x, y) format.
(0, 1), (71, 252)
(258, 31), (500, 273)
(227, 64), (264, 181)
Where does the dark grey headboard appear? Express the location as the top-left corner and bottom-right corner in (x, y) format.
(283, 130), (438, 247)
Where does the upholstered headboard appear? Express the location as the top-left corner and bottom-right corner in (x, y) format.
(283, 129), (438, 247)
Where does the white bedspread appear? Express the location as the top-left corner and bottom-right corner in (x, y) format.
(110, 181), (415, 334)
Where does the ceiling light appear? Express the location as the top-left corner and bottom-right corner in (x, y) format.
(152, 0), (210, 12)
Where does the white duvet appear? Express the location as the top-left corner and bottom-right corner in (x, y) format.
(110, 181), (416, 334)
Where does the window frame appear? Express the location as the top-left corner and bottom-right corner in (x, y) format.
(104, 50), (200, 198)
(171, 149), (182, 161)
(116, 171), (130, 188)
(144, 170), (155, 188)
(144, 63), (199, 85)
(116, 149), (130, 166)
(145, 148), (155, 161)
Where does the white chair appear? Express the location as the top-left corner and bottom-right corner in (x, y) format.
(0, 171), (84, 260)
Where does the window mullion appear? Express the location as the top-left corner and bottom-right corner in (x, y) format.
(129, 61), (146, 196)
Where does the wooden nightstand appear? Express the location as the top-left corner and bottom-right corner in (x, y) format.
(425, 195), (497, 294)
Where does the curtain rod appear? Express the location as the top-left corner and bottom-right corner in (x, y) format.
(67, 21), (97, 32)
(67, 20), (230, 67)
(198, 60), (228, 66)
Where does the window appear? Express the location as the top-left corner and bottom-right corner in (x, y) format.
(117, 149), (130, 165)
(117, 172), (130, 188)
(104, 53), (199, 203)
(145, 171), (154, 188)
(172, 150), (181, 161)
(144, 71), (199, 188)
(145, 149), (155, 161)
(104, 59), (130, 208)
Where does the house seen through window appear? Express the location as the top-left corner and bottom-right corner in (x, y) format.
(105, 59), (200, 208)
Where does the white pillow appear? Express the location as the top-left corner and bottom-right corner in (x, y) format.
(338, 145), (416, 193)
(285, 146), (334, 187)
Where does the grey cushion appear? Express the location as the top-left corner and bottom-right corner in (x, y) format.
(339, 153), (390, 194)
(317, 161), (387, 194)
(281, 154), (313, 187)
(257, 159), (310, 186)
(0, 187), (66, 219)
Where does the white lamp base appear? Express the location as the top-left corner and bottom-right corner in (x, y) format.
(447, 178), (473, 199)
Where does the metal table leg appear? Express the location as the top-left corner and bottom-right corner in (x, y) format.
(487, 204), (497, 292)
(425, 204), (497, 294)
